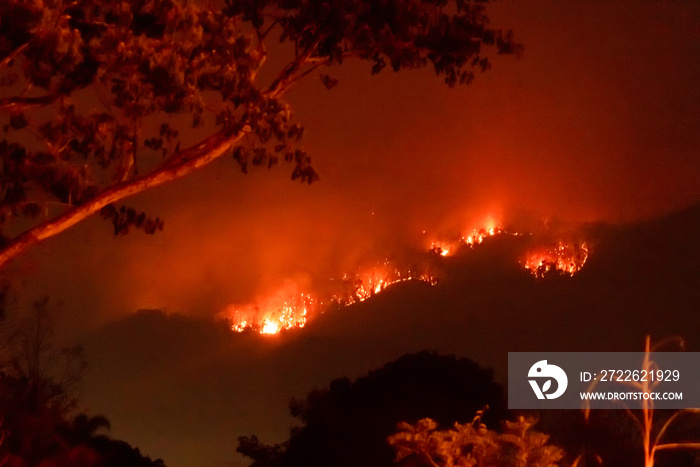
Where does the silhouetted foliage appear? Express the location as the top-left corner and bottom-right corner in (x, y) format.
(0, 399), (167, 467)
(388, 413), (565, 467)
(238, 351), (505, 467)
(535, 405), (700, 467)
(0, 300), (165, 466)
(0, 0), (521, 267)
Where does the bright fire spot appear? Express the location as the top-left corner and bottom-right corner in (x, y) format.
(430, 242), (455, 257)
(226, 291), (313, 334)
(261, 320), (280, 334)
(523, 242), (589, 278)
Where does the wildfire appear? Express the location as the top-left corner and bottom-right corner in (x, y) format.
(429, 241), (453, 257)
(226, 291), (315, 334)
(225, 217), (591, 335)
(463, 225), (502, 246)
(428, 219), (589, 280)
(523, 242), (589, 278)
(429, 222), (508, 257)
(225, 262), (438, 334)
(334, 263), (438, 306)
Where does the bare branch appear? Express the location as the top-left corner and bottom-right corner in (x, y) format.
(652, 408), (700, 454)
(653, 442), (700, 453)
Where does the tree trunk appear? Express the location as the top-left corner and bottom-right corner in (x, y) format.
(0, 126), (247, 268)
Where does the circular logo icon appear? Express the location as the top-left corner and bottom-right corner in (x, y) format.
(528, 360), (568, 400)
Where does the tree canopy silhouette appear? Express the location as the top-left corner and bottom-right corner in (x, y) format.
(237, 351), (505, 467)
(0, 0), (521, 267)
(0, 299), (165, 466)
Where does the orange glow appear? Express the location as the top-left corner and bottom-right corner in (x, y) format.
(523, 242), (589, 278)
(336, 262), (439, 306)
(225, 262), (437, 334)
(261, 320), (281, 334)
(427, 217), (590, 279)
(461, 225), (502, 246)
(225, 289), (313, 334)
(430, 241), (454, 256)
(428, 220), (509, 256)
(226, 216), (591, 334)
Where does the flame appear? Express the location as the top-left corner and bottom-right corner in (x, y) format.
(429, 221), (508, 256)
(462, 225), (502, 246)
(430, 242), (453, 256)
(225, 289), (313, 334)
(225, 216), (591, 335)
(427, 219), (589, 279)
(225, 262), (437, 334)
(261, 320), (280, 334)
(336, 263), (438, 306)
(523, 242), (588, 278)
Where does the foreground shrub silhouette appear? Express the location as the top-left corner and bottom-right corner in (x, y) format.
(0, 299), (164, 466)
(238, 351), (505, 467)
(388, 411), (565, 467)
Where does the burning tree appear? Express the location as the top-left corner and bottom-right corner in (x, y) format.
(0, 0), (521, 267)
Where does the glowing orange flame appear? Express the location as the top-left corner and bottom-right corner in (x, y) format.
(336, 263), (438, 306)
(225, 263), (437, 334)
(523, 242), (589, 278)
(462, 225), (502, 246)
(430, 241), (454, 257)
(226, 217), (591, 334)
(226, 290), (313, 334)
(429, 222), (508, 256)
(427, 219), (590, 280)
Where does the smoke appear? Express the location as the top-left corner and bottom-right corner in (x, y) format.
(5, 0), (699, 336)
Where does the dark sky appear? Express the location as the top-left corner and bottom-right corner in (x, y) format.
(3, 1), (700, 466)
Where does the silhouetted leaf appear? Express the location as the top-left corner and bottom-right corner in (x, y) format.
(319, 74), (339, 90)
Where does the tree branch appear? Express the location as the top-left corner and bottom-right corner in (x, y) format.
(282, 48), (360, 91)
(259, 16), (283, 42)
(0, 36), (326, 267)
(266, 37), (325, 97)
(0, 94), (61, 112)
(0, 33), (334, 268)
(266, 56), (310, 98)
(0, 43), (28, 70)
(0, 125), (248, 268)
(291, 58), (332, 84)
(653, 442), (700, 454)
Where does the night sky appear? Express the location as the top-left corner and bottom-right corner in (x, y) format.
(3, 1), (700, 466)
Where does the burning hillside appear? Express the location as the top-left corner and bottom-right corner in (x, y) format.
(224, 262), (438, 334)
(522, 242), (589, 278)
(224, 218), (590, 334)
